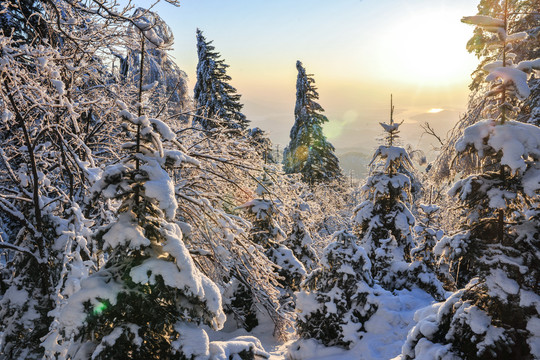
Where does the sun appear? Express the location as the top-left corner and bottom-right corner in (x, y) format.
(375, 6), (477, 86)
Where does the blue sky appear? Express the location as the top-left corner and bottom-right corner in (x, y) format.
(136, 0), (480, 153)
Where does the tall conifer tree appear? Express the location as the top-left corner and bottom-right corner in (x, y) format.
(194, 29), (249, 133)
(283, 61), (341, 183)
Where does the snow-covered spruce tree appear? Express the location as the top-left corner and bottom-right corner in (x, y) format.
(293, 230), (377, 349)
(53, 22), (226, 359)
(242, 172), (306, 291)
(353, 98), (444, 298)
(284, 201), (320, 272)
(283, 61), (341, 183)
(352, 98), (415, 291)
(410, 203), (454, 291)
(402, 8), (540, 359)
(234, 171), (305, 334)
(194, 29), (249, 133)
(411, 205), (442, 272)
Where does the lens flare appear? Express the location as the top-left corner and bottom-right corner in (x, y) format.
(93, 302), (108, 315)
(295, 145), (309, 163)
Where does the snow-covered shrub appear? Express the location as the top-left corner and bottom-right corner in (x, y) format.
(0, 2), (131, 356)
(295, 231), (377, 348)
(209, 336), (269, 360)
(235, 171), (304, 335)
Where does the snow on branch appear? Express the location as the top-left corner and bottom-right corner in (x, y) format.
(455, 119), (540, 174)
(0, 242), (42, 263)
(461, 15), (505, 28)
(485, 66), (531, 100)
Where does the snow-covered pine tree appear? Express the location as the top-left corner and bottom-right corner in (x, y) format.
(194, 29), (249, 133)
(352, 97), (415, 291)
(233, 171), (305, 334)
(294, 230), (377, 349)
(283, 61), (341, 183)
(53, 20), (226, 359)
(402, 5), (540, 358)
(284, 201), (320, 272)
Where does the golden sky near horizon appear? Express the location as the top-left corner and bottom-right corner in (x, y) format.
(147, 0), (480, 155)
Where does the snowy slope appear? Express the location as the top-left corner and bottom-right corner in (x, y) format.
(208, 288), (436, 360)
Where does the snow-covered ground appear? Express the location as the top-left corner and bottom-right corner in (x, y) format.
(208, 288), (436, 360)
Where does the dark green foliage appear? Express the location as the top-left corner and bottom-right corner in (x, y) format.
(283, 61), (341, 183)
(194, 29), (249, 132)
(228, 280), (260, 332)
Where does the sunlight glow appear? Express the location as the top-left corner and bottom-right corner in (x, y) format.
(428, 108), (444, 113)
(375, 6), (477, 85)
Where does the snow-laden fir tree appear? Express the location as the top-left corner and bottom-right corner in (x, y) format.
(429, 0), (540, 182)
(55, 108), (225, 359)
(353, 97), (445, 299)
(410, 203), (454, 292)
(283, 61), (341, 183)
(411, 204), (443, 272)
(352, 97), (415, 291)
(50, 23), (226, 359)
(240, 172), (307, 292)
(194, 29), (249, 133)
(293, 230), (377, 349)
(234, 171), (305, 333)
(284, 201), (320, 272)
(402, 6), (540, 358)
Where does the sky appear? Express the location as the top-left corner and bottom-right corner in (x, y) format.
(142, 0), (480, 159)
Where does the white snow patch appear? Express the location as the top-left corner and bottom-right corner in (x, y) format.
(485, 66), (530, 100)
(141, 159), (178, 219)
(172, 322), (210, 359)
(527, 317), (540, 358)
(102, 212), (150, 250)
